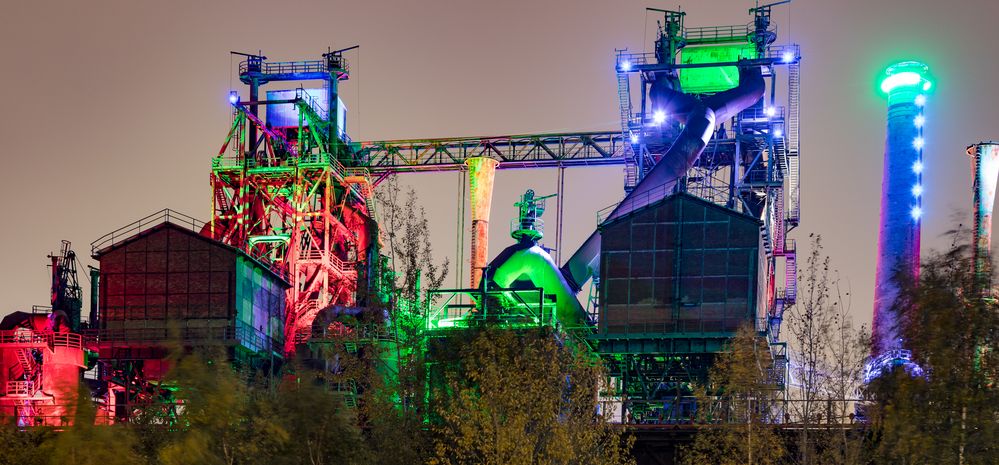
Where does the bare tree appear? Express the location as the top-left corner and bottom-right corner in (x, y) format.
(785, 235), (870, 464)
(785, 235), (835, 465)
(820, 283), (869, 465)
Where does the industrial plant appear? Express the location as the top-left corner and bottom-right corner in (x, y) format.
(0, 1), (994, 463)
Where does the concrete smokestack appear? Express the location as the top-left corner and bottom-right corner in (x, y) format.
(466, 157), (499, 288)
(871, 61), (932, 356)
(968, 142), (999, 294)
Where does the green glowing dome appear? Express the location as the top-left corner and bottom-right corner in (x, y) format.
(880, 61), (933, 94)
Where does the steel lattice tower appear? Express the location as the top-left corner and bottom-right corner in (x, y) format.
(208, 51), (376, 354)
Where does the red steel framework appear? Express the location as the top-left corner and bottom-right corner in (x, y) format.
(206, 52), (375, 354)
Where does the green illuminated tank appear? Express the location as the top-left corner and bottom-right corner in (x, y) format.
(483, 190), (587, 328)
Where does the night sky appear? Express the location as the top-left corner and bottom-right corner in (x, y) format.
(2, 0), (997, 330)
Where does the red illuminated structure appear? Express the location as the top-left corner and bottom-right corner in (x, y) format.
(0, 242), (86, 426)
(206, 50), (376, 353)
(88, 211), (288, 422)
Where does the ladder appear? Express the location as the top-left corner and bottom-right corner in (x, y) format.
(616, 72), (633, 136)
(786, 62), (801, 226)
(617, 71), (639, 192)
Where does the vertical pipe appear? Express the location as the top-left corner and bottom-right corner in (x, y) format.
(249, 79), (259, 155)
(466, 157), (499, 288)
(555, 165), (565, 265)
(968, 142), (999, 295)
(89, 267), (100, 328)
(871, 61), (932, 355)
(328, 75), (339, 154)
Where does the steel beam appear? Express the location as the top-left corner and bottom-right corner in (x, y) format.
(352, 131), (631, 173)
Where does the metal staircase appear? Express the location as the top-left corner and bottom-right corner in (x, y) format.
(784, 239), (797, 304)
(7, 348), (40, 397)
(772, 188), (785, 255)
(623, 157), (639, 193)
(786, 62), (801, 227)
(343, 168), (377, 222)
(214, 187), (231, 214)
(332, 380), (358, 408)
(616, 72), (633, 136)
(617, 68), (640, 193)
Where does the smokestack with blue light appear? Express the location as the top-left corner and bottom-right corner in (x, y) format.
(867, 61), (932, 380)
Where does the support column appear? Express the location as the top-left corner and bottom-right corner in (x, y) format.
(466, 157), (499, 288)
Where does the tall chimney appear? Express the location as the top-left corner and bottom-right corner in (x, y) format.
(968, 142), (999, 295)
(871, 61), (932, 356)
(466, 157), (499, 288)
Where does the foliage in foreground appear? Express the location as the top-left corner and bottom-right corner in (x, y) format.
(429, 327), (634, 465)
(864, 235), (999, 465)
(683, 325), (787, 465)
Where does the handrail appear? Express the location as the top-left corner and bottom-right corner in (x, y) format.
(5, 380), (35, 396)
(91, 209), (206, 257)
(0, 330), (82, 350)
(615, 43), (800, 72)
(295, 87), (329, 122)
(614, 397), (863, 426)
(596, 181), (676, 225)
(83, 323), (280, 352)
(238, 59), (350, 80)
(425, 287), (556, 331)
(509, 218), (544, 238)
(684, 23), (752, 43)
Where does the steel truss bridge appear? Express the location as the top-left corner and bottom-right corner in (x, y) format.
(351, 131), (632, 174)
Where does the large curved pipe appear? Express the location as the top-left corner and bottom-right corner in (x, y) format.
(561, 65), (765, 292)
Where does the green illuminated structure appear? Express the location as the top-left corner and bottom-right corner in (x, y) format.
(679, 44), (758, 93)
(425, 189), (585, 332)
(880, 61), (933, 96)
